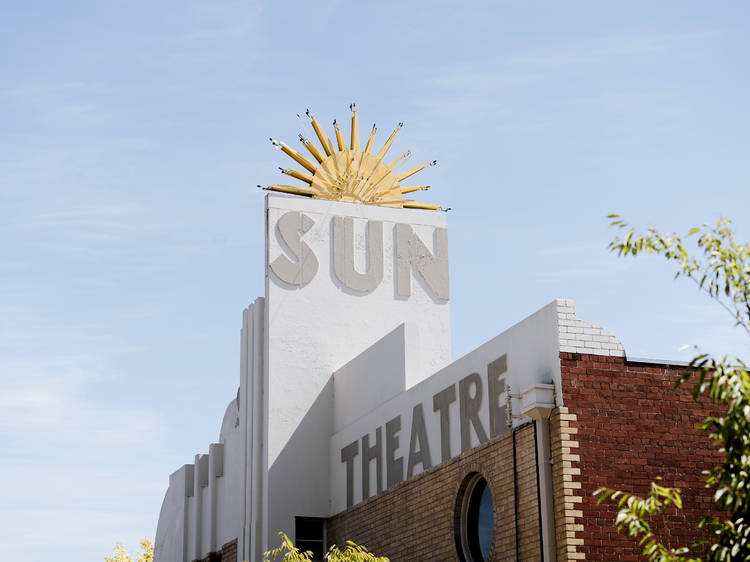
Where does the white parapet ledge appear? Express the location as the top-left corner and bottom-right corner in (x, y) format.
(520, 383), (557, 420)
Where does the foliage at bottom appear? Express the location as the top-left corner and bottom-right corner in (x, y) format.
(264, 532), (389, 562)
(105, 537), (154, 562)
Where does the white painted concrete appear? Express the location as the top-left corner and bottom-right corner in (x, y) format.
(215, 399), (243, 551)
(155, 465), (191, 562)
(155, 299), (264, 562)
(328, 299), (562, 513)
(265, 195), (451, 463)
(333, 323), (418, 434)
(154, 191), (630, 562)
(264, 195), (451, 548)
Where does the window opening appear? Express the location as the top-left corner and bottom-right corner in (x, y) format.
(456, 473), (494, 561)
(295, 516), (326, 561)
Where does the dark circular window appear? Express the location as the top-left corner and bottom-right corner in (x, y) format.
(456, 473), (494, 561)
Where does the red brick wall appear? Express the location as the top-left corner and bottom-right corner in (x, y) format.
(327, 423), (542, 561)
(560, 352), (722, 560)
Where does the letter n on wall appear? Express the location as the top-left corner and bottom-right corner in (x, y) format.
(395, 223), (449, 300)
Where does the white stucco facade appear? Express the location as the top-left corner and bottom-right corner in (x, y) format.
(154, 195), (624, 562)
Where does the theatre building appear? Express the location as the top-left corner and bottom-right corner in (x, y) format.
(155, 113), (718, 561)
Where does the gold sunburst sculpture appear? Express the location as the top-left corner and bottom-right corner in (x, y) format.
(262, 105), (443, 210)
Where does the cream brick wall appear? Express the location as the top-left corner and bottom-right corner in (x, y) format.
(556, 299), (625, 357)
(328, 424), (542, 561)
(550, 407), (585, 561)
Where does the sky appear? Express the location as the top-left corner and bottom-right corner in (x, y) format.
(1, 1), (749, 560)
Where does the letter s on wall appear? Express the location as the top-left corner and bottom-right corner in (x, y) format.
(269, 211), (319, 286)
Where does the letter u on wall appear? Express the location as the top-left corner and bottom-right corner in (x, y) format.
(332, 216), (384, 292)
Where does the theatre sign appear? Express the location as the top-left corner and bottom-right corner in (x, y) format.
(155, 108), (620, 562)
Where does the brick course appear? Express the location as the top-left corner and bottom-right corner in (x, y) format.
(328, 423), (541, 561)
(194, 538), (236, 562)
(559, 353), (722, 561)
(550, 407), (585, 561)
(220, 538), (237, 562)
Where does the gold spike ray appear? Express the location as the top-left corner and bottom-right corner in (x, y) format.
(398, 185), (429, 194)
(270, 139), (317, 173)
(388, 150), (411, 170)
(350, 104), (360, 151)
(395, 160), (436, 183)
(298, 135), (325, 163)
(306, 110), (334, 156)
(403, 200), (441, 210)
(333, 120), (347, 151)
(364, 124), (376, 155)
(279, 167), (314, 184)
(264, 184), (316, 196)
(375, 123), (402, 161)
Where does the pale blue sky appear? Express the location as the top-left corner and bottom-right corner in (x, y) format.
(2, 1), (749, 560)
